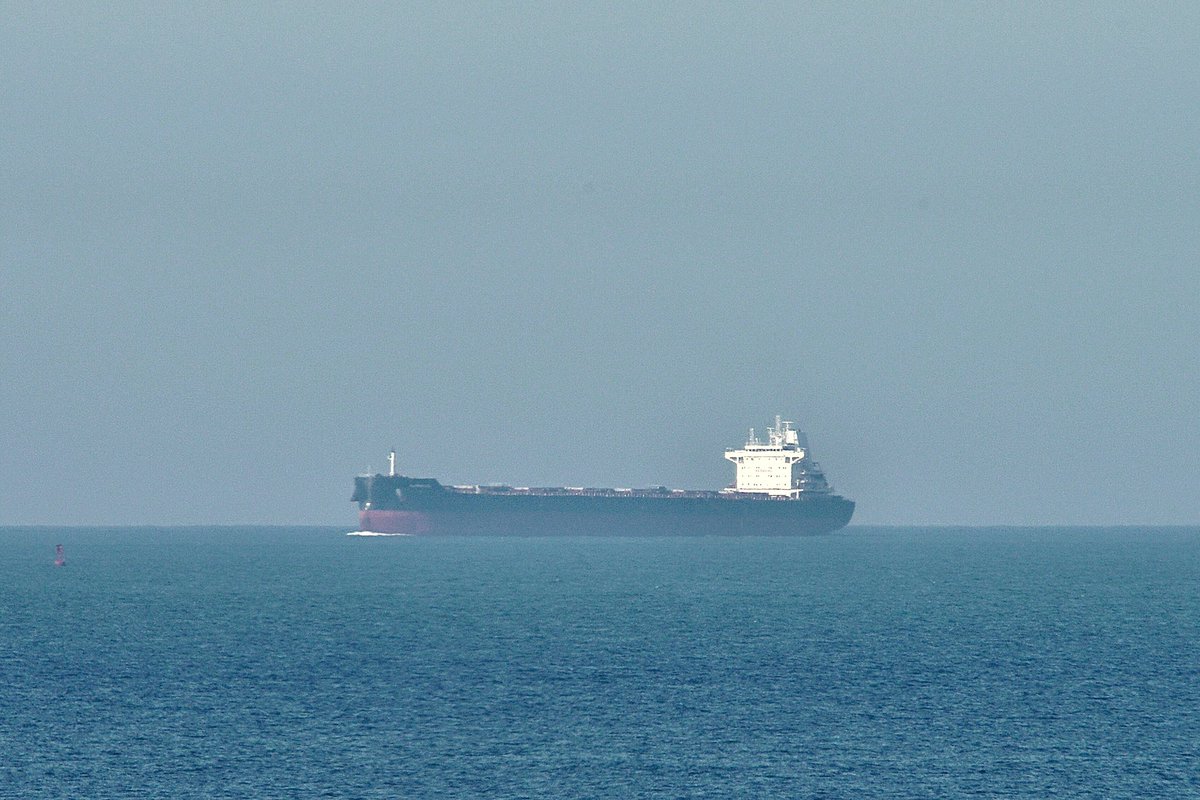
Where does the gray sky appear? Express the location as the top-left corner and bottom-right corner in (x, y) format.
(3, 3), (1198, 525)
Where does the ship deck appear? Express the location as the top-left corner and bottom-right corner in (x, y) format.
(446, 485), (829, 500)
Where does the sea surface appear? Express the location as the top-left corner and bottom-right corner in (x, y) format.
(2, 526), (1198, 798)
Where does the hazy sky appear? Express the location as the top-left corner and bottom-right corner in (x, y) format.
(3, 3), (1198, 525)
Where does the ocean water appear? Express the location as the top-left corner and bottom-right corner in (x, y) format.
(2, 527), (1198, 799)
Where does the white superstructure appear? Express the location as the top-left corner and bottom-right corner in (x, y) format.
(723, 415), (833, 497)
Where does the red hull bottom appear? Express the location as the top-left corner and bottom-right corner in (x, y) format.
(359, 509), (850, 536)
(359, 510), (434, 534)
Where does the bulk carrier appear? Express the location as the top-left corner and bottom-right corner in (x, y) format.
(352, 416), (854, 535)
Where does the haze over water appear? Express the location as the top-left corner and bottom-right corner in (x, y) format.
(3, 526), (1198, 797)
(3, 5), (1199, 526)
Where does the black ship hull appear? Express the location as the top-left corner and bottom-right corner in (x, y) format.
(353, 476), (854, 536)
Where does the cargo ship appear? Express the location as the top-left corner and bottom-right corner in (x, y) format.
(352, 416), (854, 535)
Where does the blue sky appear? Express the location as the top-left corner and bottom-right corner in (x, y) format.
(2, 4), (1197, 524)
